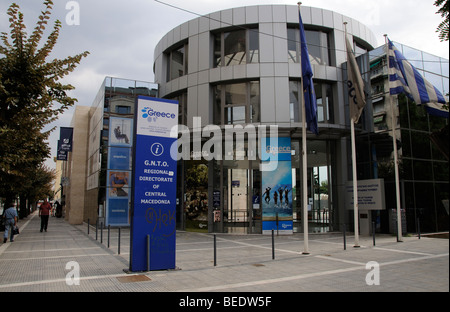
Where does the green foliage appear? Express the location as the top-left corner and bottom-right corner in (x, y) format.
(0, 0), (89, 200)
(435, 0), (449, 41)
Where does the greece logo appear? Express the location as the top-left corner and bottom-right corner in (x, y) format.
(141, 107), (176, 123)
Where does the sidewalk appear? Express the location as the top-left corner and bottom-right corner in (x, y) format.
(0, 211), (448, 292)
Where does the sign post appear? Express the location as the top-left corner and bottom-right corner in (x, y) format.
(130, 96), (178, 272)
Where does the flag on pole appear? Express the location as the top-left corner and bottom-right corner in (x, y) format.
(344, 24), (365, 247)
(299, 11), (319, 135)
(388, 39), (448, 118)
(345, 34), (366, 123)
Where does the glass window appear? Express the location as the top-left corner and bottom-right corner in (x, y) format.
(214, 85), (222, 125)
(401, 44), (423, 70)
(214, 33), (222, 68)
(166, 43), (188, 82)
(422, 52), (442, 74)
(168, 93), (188, 126)
(224, 30), (246, 66)
(289, 80), (300, 122)
(443, 77), (449, 96)
(400, 130), (412, 158)
(214, 81), (260, 125)
(411, 131), (432, 159)
(288, 28), (331, 66)
(289, 80), (333, 123)
(225, 83), (247, 106)
(287, 28), (299, 63)
(423, 72), (444, 93)
(226, 106), (246, 124)
(441, 60), (449, 77)
(214, 28), (259, 67)
(249, 30), (259, 64)
(250, 81), (260, 123)
(116, 106), (131, 114)
(354, 42), (368, 57)
(305, 30), (322, 65)
(413, 160), (433, 181)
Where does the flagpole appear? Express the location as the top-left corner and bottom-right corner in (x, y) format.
(344, 22), (360, 248)
(298, 2), (309, 255)
(384, 35), (403, 242)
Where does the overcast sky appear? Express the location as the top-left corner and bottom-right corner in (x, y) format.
(1, 0), (448, 170)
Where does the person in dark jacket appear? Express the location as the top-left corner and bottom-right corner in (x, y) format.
(3, 201), (18, 243)
(55, 201), (62, 218)
(39, 199), (52, 232)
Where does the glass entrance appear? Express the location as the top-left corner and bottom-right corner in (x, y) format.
(310, 165), (331, 232)
(221, 160), (262, 233)
(228, 169), (248, 223)
(292, 140), (334, 233)
(184, 160), (209, 232)
(205, 140), (334, 234)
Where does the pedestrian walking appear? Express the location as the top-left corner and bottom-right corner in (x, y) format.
(3, 201), (18, 243)
(39, 199), (52, 232)
(55, 200), (63, 218)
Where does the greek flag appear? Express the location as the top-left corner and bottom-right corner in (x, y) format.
(388, 39), (448, 118)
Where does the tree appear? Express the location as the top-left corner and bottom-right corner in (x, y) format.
(435, 0), (449, 41)
(0, 0), (89, 201)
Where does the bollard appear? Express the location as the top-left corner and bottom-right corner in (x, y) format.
(118, 227), (121, 254)
(417, 218), (421, 239)
(107, 225), (110, 248)
(95, 220), (98, 240)
(100, 222), (103, 244)
(87, 218), (90, 235)
(276, 213), (279, 236)
(372, 221), (376, 246)
(343, 224), (346, 250)
(214, 234), (217, 267)
(147, 235), (151, 271)
(272, 229), (275, 260)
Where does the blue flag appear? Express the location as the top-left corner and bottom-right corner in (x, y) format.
(388, 39), (448, 118)
(299, 12), (319, 135)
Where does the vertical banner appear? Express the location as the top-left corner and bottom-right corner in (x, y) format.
(56, 140), (68, 161)
(59, 127), (74, 152)
(106, 170), (130, 226)
(106, 117), (133, 227)
(261, 137), (293, 235)
(130, 96), (178, 271)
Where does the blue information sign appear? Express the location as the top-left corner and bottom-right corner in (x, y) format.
(130, 96), (178, 271)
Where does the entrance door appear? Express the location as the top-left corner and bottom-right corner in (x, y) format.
(221, 160), (261, 233)
(310, 165), (331, 232)
(229, 169), (248, 223)
(292, 140), (333, 233)
(184, 161), (209, 232)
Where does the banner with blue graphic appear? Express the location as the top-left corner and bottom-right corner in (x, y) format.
(130, 96), (178, 272)
(261, 137), (293, 235)
(59, 127), (73, 152)
(106, 117), (133, 227)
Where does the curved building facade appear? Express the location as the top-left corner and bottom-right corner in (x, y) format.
(153, 5), (378, 234)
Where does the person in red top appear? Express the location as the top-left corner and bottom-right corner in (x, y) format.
(39, 199), (52, 232)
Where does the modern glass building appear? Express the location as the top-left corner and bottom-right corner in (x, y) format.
(84, 77), (158, 226)
(62, 5), (448, 236)
(153, 5), (380, 234)
(365, 43), (449, 234)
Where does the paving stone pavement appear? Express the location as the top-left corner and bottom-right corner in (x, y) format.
(0, 211), (448, 294)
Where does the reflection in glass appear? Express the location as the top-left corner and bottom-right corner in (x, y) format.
(215, 29), (259, 67)
(287, 28), (331, 66)
(224, 30), (247, 66)
(226, 106), (246, 124)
